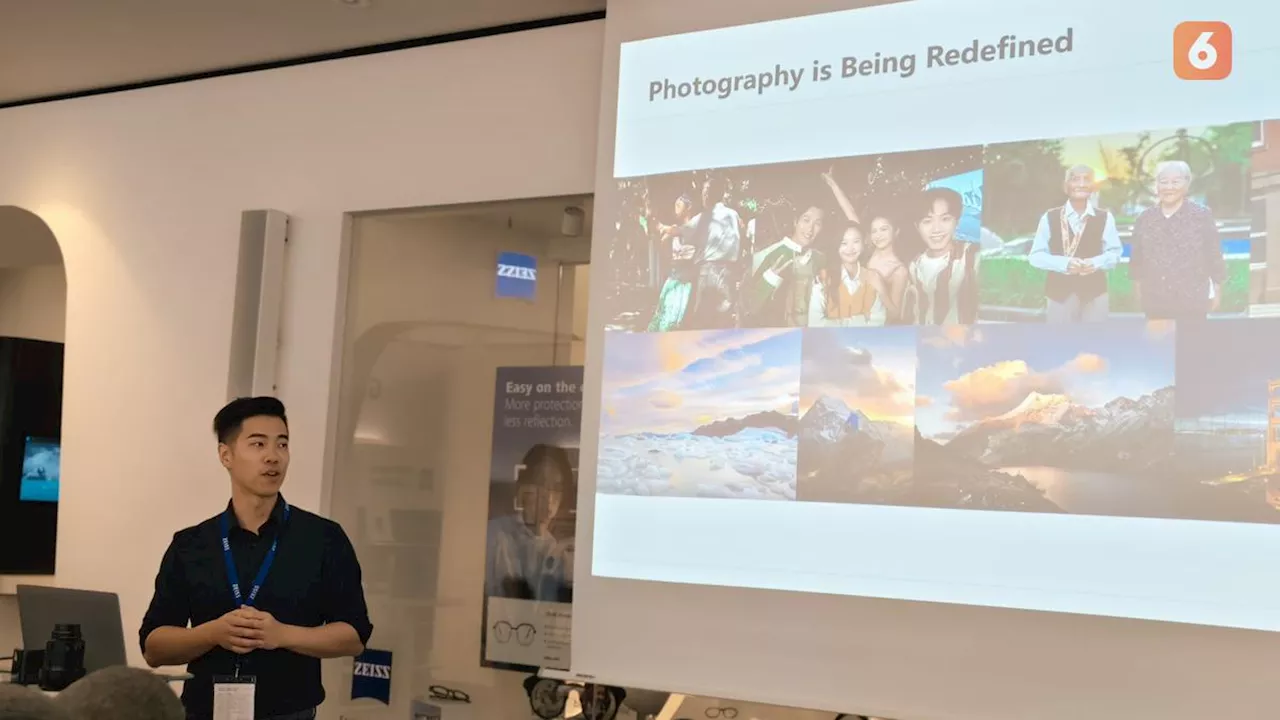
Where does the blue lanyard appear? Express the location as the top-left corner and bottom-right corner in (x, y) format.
(219, 502), (290, 607)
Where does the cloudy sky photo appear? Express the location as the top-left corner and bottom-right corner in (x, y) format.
(799, 327), (918, 424)
(915, 321), (1176, 440)
(600, 329), (803, 436)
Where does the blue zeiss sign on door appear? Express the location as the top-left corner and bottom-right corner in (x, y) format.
(496, 252), (538, 300)
(351, 648), (393, 704)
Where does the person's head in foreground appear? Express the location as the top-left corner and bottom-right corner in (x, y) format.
(516, 443), (574, 532)
(1154, 160), (1192, 209)
(1063, 164), (1097, 207)
(54, 666), (184, 720)
(0, 683), (70, 720)
(914, 187), (963, 256)
(214, 396), (289, 499)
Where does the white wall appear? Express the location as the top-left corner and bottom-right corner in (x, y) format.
(0, 18), (603, 679)
(0, 594), (17, 658)
(0, 264), (67, 342)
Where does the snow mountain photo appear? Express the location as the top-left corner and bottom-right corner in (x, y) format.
(596, 328), (802, 501)
(596, 412), (798, 500)
(796, 395), (914, 502)
(943, 386), (1175, 470)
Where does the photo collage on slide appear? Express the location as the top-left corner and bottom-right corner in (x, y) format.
(597, 118), (1280, 525)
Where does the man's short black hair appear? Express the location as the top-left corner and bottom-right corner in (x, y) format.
(214, 396), (288, 445)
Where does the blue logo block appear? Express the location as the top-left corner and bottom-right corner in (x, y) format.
(351, 648), (393, 704)
(496, 252), (538, 300)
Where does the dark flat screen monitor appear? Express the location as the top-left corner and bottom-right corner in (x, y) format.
(19, 436), (59, 503)
(0, 337), (64, 575)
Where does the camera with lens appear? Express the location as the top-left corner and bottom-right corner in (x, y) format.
(38, 623), (86, 691)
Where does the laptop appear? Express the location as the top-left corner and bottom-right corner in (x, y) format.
(17, 585), (191, 681)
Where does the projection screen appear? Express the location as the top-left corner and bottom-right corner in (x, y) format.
(573, 1), (1280, 717)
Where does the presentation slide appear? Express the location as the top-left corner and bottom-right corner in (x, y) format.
(18, 436), (60, 503)
(590, 0), (1280, 636)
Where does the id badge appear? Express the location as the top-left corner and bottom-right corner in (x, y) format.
(213, 674), (256, 720)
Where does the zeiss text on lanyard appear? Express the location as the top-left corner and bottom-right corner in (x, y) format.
(219, 501), (291, 608)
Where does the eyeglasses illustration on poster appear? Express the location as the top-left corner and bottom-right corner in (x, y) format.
(492, 620), (538, 646)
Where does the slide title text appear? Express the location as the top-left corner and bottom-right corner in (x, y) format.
(647, 28), (1075, 103)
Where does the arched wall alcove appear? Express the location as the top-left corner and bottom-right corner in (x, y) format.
(0, 205), (67, 576)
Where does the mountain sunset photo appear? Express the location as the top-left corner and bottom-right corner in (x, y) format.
(910, 321), (1177, 516)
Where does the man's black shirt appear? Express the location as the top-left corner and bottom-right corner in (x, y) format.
(140, 496), (373, 719)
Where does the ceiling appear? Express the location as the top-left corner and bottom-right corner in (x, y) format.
(0, 0), (605, 105)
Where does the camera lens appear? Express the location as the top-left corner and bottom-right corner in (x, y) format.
(51, 624), (82, 641)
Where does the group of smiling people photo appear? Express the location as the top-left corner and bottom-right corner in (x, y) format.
(618, 146), (990, 332)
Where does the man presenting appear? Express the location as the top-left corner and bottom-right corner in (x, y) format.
(140, 397), (373, 720)
(1028, 165), (1122, 322)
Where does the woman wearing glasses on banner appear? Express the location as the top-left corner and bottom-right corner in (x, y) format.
(485, 443), (576, 603)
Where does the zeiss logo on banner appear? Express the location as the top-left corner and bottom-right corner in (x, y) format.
(354, 662), (391, 679)
(351, 649), (393, 705)
(496, 252), (537, 300)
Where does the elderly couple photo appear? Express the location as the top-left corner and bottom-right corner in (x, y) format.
(980, 122), (1256, 323)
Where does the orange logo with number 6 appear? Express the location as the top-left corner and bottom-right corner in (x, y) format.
(1174, 21), (1233, 80)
